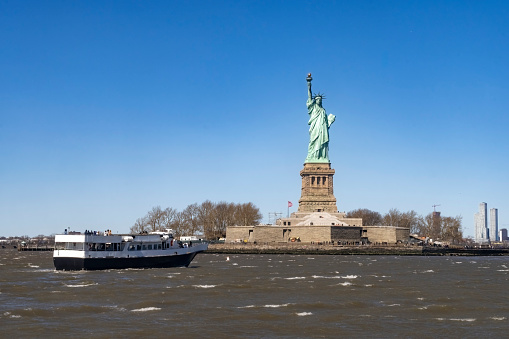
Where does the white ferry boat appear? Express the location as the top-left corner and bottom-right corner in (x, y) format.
(53, 229), (207, 270)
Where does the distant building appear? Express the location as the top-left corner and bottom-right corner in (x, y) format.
(489, 208), (499, 242)
(474, 202), (488, 243)
(500, 229), (508, 241)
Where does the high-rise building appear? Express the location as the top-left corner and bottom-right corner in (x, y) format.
(474, 202), (488, 243)
(489, 208), (498, 242)
(500, 229), (508, 241)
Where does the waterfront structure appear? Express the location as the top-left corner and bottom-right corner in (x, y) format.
(490, 208), (499, 242)
(226, 75), (409, 245)
(474, 202), (489, 243)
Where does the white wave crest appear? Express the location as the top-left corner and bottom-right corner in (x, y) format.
(311, 275), (358, 279)
(338, 282), (352, 286)
(131, 307), (161, 312)
(296, 312), (312, 316)
(65, 283), (98, 288)
(263, 303), (291, 308)
(490, 317), (506, 321)
(343, 275), (358, 279)
(193, 285), (216, 288)
(450, 318), (476, 322)
(285, 277), (306, 280)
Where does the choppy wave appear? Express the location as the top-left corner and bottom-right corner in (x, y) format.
(284, 277), (306, 280)
(450, 318), (476, 322)
(64, 283), (98, 288)
(193, 285), (216, 288)
(296, 312), (312, 316)
(312, 275), (358, 279)
(238, 303), (292, 309)
(489, 317), (506, 321)
(436, 318), (476, 322)
(131, 307), (161, 312)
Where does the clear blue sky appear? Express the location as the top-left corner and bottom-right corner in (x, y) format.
(1, 1), (508, 237)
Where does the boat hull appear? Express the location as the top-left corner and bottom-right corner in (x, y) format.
(54, 251), (200, 271)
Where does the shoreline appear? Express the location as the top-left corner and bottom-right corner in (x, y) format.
(207, 243), (509, 256)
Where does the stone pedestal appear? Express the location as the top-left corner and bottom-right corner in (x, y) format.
(298, 162), (338, 213)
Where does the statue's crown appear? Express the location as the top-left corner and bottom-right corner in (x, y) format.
(313, 92), (326, 99)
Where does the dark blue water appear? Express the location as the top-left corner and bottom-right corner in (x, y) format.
(1, 250), (508, 338)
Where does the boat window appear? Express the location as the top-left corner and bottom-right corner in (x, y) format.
(157, 244), (162, 250)
(105, 243), (113, 251)
(137, 244), (141, 250)
(142, 244), (147, 250)
(128, 244), (136, 251)
(56, 242), (84, 250)
(148, 244), (152, 250)
(120, 243), (126, 251)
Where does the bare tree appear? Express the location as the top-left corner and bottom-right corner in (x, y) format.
(131, 200), (263, 240)
(146, 206), (167, 232)
(130, 217), (148, 234)
(235, 202), (263, 226)
(416, 213), (463, 243)
(382, 208), (403, 226)
(399, 210), (421, 233)
(214, 201), (235, 239)
(441, 215), (463, 243)
(168, 211), (185, 237)
(162, 207), (178, 231)
(346, 208), (382, 226)
(198, 200), (217, 239)
(182, 203), (201, 235)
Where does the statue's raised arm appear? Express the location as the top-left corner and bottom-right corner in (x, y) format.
(306, 73), (313, 100)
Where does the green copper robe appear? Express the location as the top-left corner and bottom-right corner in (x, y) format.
(305, 98), (335, 163)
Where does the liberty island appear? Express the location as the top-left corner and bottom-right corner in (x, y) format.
(226, 74), (409, 244)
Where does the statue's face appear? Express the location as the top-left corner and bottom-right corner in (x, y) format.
(316, 97), (322, 105)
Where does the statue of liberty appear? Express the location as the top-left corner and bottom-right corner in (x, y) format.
(305, 73), (335, 163)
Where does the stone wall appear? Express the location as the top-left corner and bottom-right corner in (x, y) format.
(226, 224), (409, 245)
(331, 226), (362, 242)
(362, 226), (409, 244)
(396, 227), (409, 242)
(226, 226), (253, 243)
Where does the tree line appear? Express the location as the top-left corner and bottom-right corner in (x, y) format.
(346, 208), (463, 243)
(130, 201), (263, 239)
